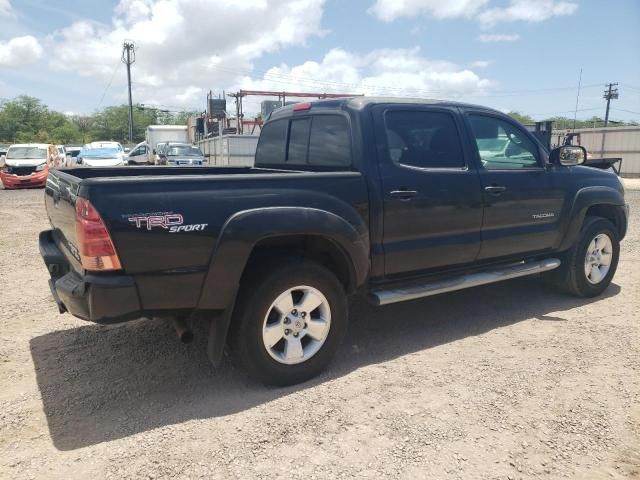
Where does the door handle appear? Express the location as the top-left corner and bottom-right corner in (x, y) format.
(389, 189), (418, 201)
(484, 185), (507, 195)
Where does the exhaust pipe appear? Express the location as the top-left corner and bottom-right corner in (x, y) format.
(172, 317), (194, 344)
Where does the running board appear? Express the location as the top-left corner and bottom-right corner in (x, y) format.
(370, 258), (561, 306)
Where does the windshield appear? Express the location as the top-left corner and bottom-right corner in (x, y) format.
(7, 146), (48, 160)
(80, 148), (121, 158)
(86, 142), (123, 151)
(167, 145), (202, 156)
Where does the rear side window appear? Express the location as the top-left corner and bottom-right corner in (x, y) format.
(256, 119), (287, 165)
(256, 114), (351, 168)
(308, 115), (351, 167)
(384, 110), (465, 168)
(287, 118), (311, 164)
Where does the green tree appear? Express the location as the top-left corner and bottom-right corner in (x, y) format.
(0, 95), (49, 142)
(507, 111), (535, 125)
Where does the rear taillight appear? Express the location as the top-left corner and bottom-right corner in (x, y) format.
(75, 198), (122, 271)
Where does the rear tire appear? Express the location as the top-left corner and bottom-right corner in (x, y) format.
(231, 258), (348, 386)
(550, 216), (620, 297)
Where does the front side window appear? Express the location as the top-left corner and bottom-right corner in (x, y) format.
(468, 115), (540, 169)
(384, 110), (464, 168)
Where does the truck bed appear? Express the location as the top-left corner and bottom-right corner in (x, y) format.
(57, 165), (294, 180)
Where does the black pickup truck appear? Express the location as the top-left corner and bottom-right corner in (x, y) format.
(40, 97), (629, 385)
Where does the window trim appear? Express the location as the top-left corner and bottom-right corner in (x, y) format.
(381, 107), (469, 172)
(464, 110), (545, 172)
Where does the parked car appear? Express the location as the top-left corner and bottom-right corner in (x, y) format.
(85, 141), (125, 152)
(127, 141), (151, 165)
(76, 146), (126, 167)
(0, 144), (10, 165)
(40, 98), (628, 386)
(1, 143), (58, 189)
(63, 146), (82, 167)
(55, 145), (66, 167)
(153, 141), (169, 164)
(157, 143), (205, 166)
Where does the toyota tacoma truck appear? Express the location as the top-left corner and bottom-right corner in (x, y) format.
(39, 98), (629, 386)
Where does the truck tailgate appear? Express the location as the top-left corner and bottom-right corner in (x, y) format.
(44, 169), (83, 271)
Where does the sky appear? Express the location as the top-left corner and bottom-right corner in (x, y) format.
(1, 0), (639, 120)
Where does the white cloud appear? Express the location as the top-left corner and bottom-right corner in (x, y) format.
(369, 0), (577, 28)
(470, 60), (491, 68)
(369, 0), (488, 22)
(0, 35), (43, 66)
(46, 0), (327, 109)
(0, 0), (11, 17)
(478, 0), (578, 27)
(478, 33), (520, 42)
(238, 47), (493, 114)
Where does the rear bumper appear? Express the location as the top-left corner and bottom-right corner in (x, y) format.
(1, 169), (48, 188)
(39, 230), (142, 323)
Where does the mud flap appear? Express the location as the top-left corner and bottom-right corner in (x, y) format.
(206, 293), (237, 368)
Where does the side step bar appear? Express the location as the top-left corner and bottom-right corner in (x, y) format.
(370, 258), (561, 306)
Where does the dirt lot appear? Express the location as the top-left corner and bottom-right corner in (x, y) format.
(0, 181), (639, 479)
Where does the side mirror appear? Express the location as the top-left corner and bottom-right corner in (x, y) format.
(550, 145), (586, 166)
(152, 149), (156, 155)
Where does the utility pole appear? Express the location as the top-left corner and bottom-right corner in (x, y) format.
(602, 82), (619, 127)
(600, 83), (619, 158)
(122, 41), (136, 143)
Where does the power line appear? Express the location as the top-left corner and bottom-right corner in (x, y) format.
(529, 107), (601, 117)
(611, 107), (640, 115)
(96, 62), (120, 111)
(200, 61), (606, 99)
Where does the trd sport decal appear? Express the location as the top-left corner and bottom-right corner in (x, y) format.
(127, 213), (208, 233)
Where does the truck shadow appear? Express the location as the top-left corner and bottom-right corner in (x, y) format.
(30, 277), (620, 451)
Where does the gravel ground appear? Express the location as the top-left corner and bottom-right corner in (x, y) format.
(0, 180), (639, 479)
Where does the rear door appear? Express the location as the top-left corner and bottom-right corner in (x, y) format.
(373, 105), (483, 276)
(463, 111), (565, 260)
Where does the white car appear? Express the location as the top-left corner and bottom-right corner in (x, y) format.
(85, 141), (124, 151)
(82, 141), (126, 166)
(77, 146), (126, 167)
(127, 141), (151, 165)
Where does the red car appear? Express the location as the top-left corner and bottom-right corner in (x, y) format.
(0, 144), (58, 189)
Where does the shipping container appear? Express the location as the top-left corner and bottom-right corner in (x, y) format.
(197, 135), (259, 166)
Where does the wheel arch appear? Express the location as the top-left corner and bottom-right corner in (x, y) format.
(558, 186), (626, 251)
(198, 206), (369, 310)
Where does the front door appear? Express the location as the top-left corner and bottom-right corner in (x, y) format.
(374, 106), (484, 277)
(464, 112), (565, 260)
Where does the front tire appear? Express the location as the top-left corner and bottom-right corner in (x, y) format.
(231, 259), (348, 386)
(552, 217), (620, 297)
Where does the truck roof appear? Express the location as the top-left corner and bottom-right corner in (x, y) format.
(269, 96), (503, 119)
